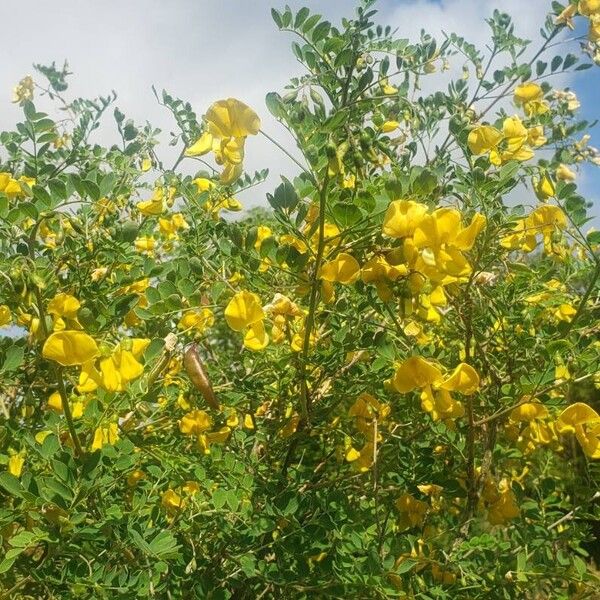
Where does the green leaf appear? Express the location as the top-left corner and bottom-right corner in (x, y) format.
(332, 202), (362, 227)
(395, 558), (417, 574)
(271, 8), (283, 28)
(1, 346), (24, 372)
(294, 7), (310, 29)
(265, 92), (284, 119)
(40, 434), (60, 459)
(587, 231), (600, 245)
(268, 178), (298, 211)
(0, 472), (24, 497)
(212, 488), (227, 510)
(551, 55), (563, 72)
(312, 21), (331, 44)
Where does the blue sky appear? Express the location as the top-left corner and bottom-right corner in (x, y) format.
(569, 19), (600, 220)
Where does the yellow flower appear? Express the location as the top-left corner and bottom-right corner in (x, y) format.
(392, 357), (443, 393)
(320, 253), (360, 284)
(514, 82), (549, 116)
(382, 200), (428, 239)
(42, 331), (99, 366)
(178, 307), (214, 333)
(47, 391), (63, 413)
(527, 126), (547, 148)
(411, 209), (486, 282)
(182, 481), (201, 495)
(8, 451), (26, 477)
(91, 267), (108, 282)
(91, 423), (119, 451)
(180, 409), (212, 436)
(162, 489), (185, 513)
(243, 321), (269, 351)
(219, 161), (244, 184)
(206, 98), (261, 139)
(467, 125), (502, 155)
(490, 116), (534, 164)
(127, 470), (146, 487)
(224, 291), (264, 331)
(509, 401), (548, 422)
(484, 478), (520, 525)
(556, 163), (576, 181)
(99, 339), (150, 392)
(137, 197), (164, 216)
(47, 293), (81, 320)
(134, 236), (156, 253)
(379, 77), (398, 95)
(579, 0), (600, 16)
(395, 493), (428, 528)
(12, 75), (34, 104)
(557, 402), (600, 458)
(554, 303), (577, 323)
(392, 357), (479, 421)
(192, 176), (216, 192)
(533, 174), (555, 200)
(254, 225), (273, 250)
(439, 363), (480, 395)
(0, 305), (11, 326)
(186, 132), (215, 157)
(381, 120), (400, 133)
(35, 431), (52, 444)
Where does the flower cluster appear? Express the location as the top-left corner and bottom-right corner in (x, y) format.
(390, 357), (480, 423)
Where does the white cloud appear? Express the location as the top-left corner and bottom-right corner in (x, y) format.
(0, 0), (590, 210)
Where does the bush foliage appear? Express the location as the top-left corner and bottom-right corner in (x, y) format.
(1, 1), (600, 598)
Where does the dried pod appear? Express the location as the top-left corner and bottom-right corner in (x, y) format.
(183, 343), (219, 411)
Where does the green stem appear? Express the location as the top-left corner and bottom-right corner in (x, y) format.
(298, 171), (330, 422)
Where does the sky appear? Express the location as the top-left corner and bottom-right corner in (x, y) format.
(0, 0), (598, 217)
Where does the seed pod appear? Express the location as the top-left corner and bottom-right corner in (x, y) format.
(183, 344), (219, 411)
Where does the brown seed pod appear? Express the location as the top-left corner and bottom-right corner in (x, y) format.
(183, 343), (219, 411)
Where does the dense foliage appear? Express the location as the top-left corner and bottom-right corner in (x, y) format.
(1, 1), (600, 598)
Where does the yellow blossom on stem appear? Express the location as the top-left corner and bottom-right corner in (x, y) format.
(556, 163), (576, 181)
(557, 402), (600, 458)
(42, 330), (99, 366)
(162, 489), (185, 513)
(320, 253), (360, 284)
(224, 291), (264, 331)
(8, 450), (26, 477)
(467, 125), (503, 155)
(0, 305), (11, 326)
(91, 423), (119, 451)
(382, 200), (428, 239)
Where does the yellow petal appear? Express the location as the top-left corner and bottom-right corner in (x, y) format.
(47, 391), (63, 413)
(42, 331), (99, 366)
(382, 200), (428, 239)
(47, 293), (81, 319)
(206, 98), (261, 139)
(557, 402), (600, 432)
(320, 253), (360, 284)
(244, 321), (269, 351)
(440, 363), (480, 395)
(0, 305), (11, 326)
(467, 125), (503, 155)
(224, 291), (264, 331)
(380, 120), (400, 133)
(514, 82), (543, 104)
(185, 131), (214, 157)
(392, 357), (443, 393)
(454, 213), (486, 251)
